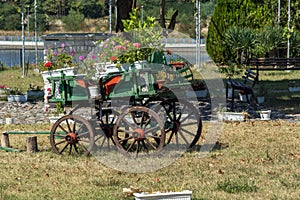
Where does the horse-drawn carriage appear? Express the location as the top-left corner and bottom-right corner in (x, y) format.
(47, 51), (202, 158)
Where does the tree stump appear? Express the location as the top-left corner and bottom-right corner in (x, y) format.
(1, 133), (10, 148)
(26, 136), (38, 153)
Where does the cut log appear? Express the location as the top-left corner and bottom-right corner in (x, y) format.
(26, 136), (38, 153)
(1, 133), (10, 148)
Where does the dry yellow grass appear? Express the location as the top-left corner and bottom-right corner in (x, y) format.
(0, 120), (299, 199)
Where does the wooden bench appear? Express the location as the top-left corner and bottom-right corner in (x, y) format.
(249, 58), (300, 81)
(226, 69), (258, 110)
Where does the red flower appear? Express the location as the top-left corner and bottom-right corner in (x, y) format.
(110, 56), (117, 61)
(44, 61), (52, 68)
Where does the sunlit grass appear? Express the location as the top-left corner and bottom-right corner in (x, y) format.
(0, 121), (299, 199)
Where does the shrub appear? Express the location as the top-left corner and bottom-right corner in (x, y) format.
(61, 9), (85, 31)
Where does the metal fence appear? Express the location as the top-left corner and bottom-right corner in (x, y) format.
(0, 35), (205, 44)
(0, 36), (42, 42)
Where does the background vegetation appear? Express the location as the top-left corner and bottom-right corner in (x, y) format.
(0, 0), (216, 38)
(207, 0), (300, 65)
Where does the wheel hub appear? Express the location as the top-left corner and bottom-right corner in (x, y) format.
(65, 133), (77, 144)
(133, 128), (145, 141)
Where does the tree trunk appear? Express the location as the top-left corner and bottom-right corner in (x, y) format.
(116, 0), (134, 32)
(167, 10), (179, 31)
(160, 0), (166, 29)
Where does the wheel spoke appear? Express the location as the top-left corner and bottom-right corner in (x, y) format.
(66, 118), (72, 133)
(78, 138), (90, 143)
(121, 117), (136, 129)
(126, 141), (136, 152)
(77, 131), (90, 137)
(68, 144), (73, 155)
(77, 141), (88, 152)
(57, 125), (68, 134)
(54, 140), (66, 146)
(50, 115), (94, 156)
(143, 126), (160, 135)
(59, 143), (69, 154)
(74, 143), (79, 154)
(141, 140), (149, 153)
(118, 135), (133, 142)
(178, 130), (190, 145)
(145, 138), (157, 150)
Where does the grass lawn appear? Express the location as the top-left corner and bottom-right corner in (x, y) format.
(0, 66), (299, 199)
(0, 121), (299, 199)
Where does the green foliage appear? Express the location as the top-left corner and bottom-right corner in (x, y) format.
(207, 0), (279, 65)
(255, 26), (285, 58)
(0, 3), (20, 30)
(70, 0), (105, 19)
(224, 26), (257, 64)
(61, 9), (85, 31)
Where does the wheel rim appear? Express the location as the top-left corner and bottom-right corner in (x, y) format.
(151, 99), (202, 148)
(49, 115), (94, 155)
(113, 106), (165, 157)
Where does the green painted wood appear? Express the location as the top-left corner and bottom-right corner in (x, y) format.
(0, 146), (20, 152)
(3, 131), (50, 135)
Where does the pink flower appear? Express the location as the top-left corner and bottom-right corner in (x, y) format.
(79, 55), (84, 60)
(114, 45), (126, 51)
(114, 45), (122, 51)
(92, 55), (97, 60)
(133, 43), (141, 48)
(61, 43), (65, 48)
(70, 50), (75, 56)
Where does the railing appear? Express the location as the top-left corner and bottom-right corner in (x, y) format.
(0, 36), (205, 44)
(0, 36), (42, 42)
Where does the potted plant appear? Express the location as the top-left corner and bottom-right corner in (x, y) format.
(186, 79), (207, 98)
(259, 109), (271, 120)
(5, 87), (27, 103)
(217, 105), (248, 122)
(257, 85), (266, 104)
(48, 102), (66, 124)
(169, 58), (185, 68)
(288, 80), (300, 92)
(4, 113), (13, 124)
(27, 84), (44, 101)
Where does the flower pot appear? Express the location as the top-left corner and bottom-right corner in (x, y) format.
(186, 90), (207, 98)
(260, 110), (271, 120)
(223, 112), (246, 122)
(48, 115), (65, 124)
(257, 96), (265, 104)
(239, 93), (247, 102)
(7, 94), (27, 103)
(134, 190), (192, 200)
(5, 118), (13, 124)
(27, 90), (44, 101)
(288, 87), (300, 92)
(88, 85), (100, 98)
(41, 67), (76, 84)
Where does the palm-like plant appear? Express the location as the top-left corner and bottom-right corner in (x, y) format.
(255, 26), (285, 58)
(224, 26), (257, 64)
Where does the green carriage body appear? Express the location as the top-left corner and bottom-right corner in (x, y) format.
(46, 51), (194, 105)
